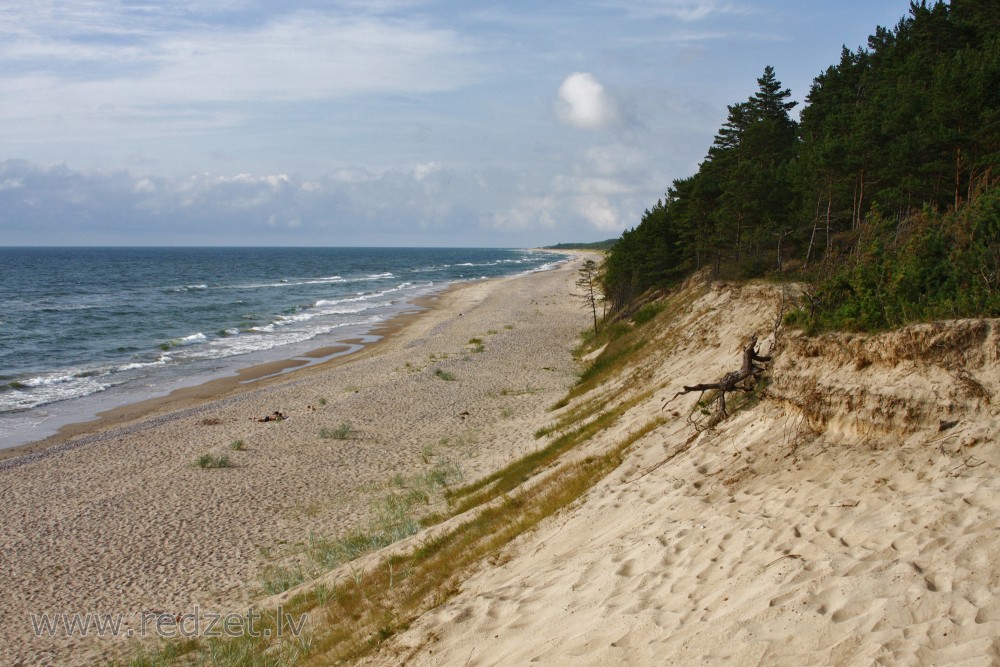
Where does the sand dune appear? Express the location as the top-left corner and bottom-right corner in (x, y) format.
(371, 280), (1000, 666)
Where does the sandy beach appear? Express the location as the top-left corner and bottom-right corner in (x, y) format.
(0, 256), (591, 666)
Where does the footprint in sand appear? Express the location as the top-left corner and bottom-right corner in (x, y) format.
(830, 598), (874, 624)
(616, 560), (636, 577)
(974, 599), (1000, 624)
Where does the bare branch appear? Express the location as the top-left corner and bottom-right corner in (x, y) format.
(664, 335), (771, 418)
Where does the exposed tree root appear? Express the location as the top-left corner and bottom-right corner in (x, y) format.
(665, 334), (771, 418)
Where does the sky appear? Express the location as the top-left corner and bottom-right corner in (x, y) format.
(0, 0), (914, 247)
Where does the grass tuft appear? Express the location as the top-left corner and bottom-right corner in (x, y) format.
(320, 423), (353, 440)
(498, 387), (543, 397)
(195, 453), (232, 469)
(632, 302), (664, 326)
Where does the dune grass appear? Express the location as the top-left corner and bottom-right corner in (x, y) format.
(194, 453), (232, 469)
(319, 423), (353, 440)
(434, 368), (456, 381)
(256, 462), (463, 597)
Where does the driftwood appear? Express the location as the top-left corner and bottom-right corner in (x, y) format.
(666, 335), (771, 418)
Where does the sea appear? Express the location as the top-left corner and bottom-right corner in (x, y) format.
(0, 247), (566, 450)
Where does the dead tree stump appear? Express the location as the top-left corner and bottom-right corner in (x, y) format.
(667, 335), (771, 418)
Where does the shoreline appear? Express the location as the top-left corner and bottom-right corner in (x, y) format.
(0, 268), (520, 464)
(0, 293), (438, 464)
(0, 247), (572, 458)
(1, 255), (590, 667)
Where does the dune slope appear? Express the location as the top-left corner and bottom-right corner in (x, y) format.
(372, 280), (1000, 666)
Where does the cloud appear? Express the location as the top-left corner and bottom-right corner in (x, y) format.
(601, 1), (745, 22)
(0, 158), (637, 245)
(555, 72), (619, 130)
(412, 162), (442, 181)
(143, 14), (475, 102)
(491, 196), (557, 231)
(0, 177), (24, 191)
(574, 195), (622, 231)
(0, 160), (483, 244)
(0, 5), (479, 142)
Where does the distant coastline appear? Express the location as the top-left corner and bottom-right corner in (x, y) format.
(543, 239), (617, 251)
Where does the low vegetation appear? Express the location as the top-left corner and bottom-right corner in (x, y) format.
(786, 194), (1000, 332)
(434, 368), (456, 381)
(319, 423), (353, 440)
(257, 462), (464, 597)
(194, 453), (231, 469)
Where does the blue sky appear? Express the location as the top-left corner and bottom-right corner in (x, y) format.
(0, 1), (912, 246)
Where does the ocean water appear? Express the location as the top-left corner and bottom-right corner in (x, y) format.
(0, 247), (565, 449)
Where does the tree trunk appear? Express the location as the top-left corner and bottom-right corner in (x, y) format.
(804, 192), (822, 270)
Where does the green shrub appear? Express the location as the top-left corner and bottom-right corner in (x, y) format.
(795, 196), (1000, 333)
(632, 302), (664, 326)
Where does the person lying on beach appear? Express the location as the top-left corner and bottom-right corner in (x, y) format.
(254, 411), (287, 422)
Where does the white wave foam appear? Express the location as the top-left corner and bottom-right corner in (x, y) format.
(2, 371), (112, 412)
(21, 373), (77, 388)
(234, 275), (348, 289)
(115, 358), (170, 373)
(170, 317), (377, 362)
(176, 332), (208, 346)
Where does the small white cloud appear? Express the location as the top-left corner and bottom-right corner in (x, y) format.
(133, 177), (156, 193)
(555, 72), (619, 130)
(412, 161), (441, 181)
(262, 174), (290, 188)
(329, 168), (376, 184)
